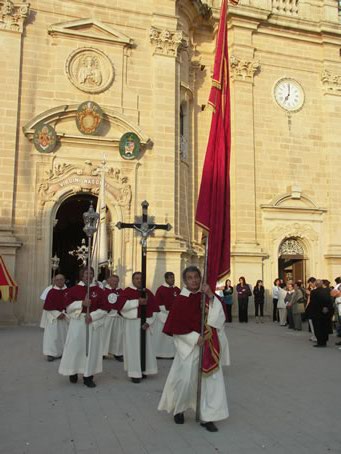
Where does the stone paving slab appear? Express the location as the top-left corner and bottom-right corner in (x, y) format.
(0, 321), (340, 454)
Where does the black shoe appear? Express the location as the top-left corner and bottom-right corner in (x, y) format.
(174, 413), (184, 424)
(47, 356), (55, 362)
(114, 355), (124, 362)
(335, 341), (341, 346)
(131, 377), (141, 383)
(313, 344), (326, 348)
(142, 374), (147, 379)
(200, 422), (218, 432)
(69, 374), (78, 383)
(83, 376), (96, 388)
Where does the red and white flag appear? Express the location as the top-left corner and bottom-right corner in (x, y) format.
(195, 0), (232, 289)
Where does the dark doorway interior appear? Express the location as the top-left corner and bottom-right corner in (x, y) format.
(278, 255), (305, 283)
(52, 194), (97, 286)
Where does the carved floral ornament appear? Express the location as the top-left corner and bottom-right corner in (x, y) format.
(149, 27), (187, 57)
(0, 0), (30, 33)
(65, 48), (115, 94)
(278, 238), (304, 257)
(321, 69), (341, 95)
(230, 55), (260, 82)
(38, 161), (132, 210)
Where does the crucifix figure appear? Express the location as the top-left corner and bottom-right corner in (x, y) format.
(116, 200), (172, 373)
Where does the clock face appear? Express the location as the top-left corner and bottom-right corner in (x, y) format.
(274, 78), (304, 112)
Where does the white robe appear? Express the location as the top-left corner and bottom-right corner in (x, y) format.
(102, 290), (117, 356)
(121, 290), (158, 378)
(109, 316), (124, 356)
(152, 306), (175, 358)
(158, 290), (230, 422)
(58, 300), (106, 377)
(39, 285), (52, 329)
(43, 310), (68, 357)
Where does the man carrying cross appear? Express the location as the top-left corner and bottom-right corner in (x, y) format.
(115, 272), (159, 383)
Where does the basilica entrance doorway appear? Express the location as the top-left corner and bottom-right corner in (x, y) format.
(278, 238), (306, 284)
(52, 194), (98, 286)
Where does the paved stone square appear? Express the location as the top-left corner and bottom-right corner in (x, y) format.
(0, 321), (340, 454)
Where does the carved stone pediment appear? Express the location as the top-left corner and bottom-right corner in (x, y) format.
(48, 18), (134, 46)
(0, 0), (30, 33)
(38, 161), (132, 209)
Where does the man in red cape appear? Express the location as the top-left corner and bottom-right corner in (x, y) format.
(158, 266), (230, 432)
(102, 274), (124, 361)
(42, 273), (68, 362)
(115, 272), (159, 383)
(153, 272), (180, 358)
(58, 267), (110, 388)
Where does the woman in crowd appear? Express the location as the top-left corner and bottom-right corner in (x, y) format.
(223, 279), (234, 323)
(272, 278), (281, 322)
(291, 282), (304, 331)
(236, 276), (251, 323)
(277, 282), (287, 326)
(253, 280), (265, 323)
(284, 282), (295, 329)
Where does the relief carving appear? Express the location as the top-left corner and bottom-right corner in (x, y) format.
(321, 69), (341, 95)
(149, 27), (187, 57)
(230, 55), (260, 82)
(37, 161), (132, 239)
(0, 0), (30, 33)
(269, 223), (318, 243)
(65, 48), (115, 94)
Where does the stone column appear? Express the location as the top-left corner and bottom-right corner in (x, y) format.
(0, 1), (29, 323)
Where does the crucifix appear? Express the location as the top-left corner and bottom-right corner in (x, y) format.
(116, 200), (172, 373)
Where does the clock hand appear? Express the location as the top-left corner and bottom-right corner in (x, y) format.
(284, 83), (290, 101)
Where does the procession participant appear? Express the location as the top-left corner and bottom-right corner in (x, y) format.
(58, 267), (109, 388)
(102, 274), (124, 361)
(39, 278), (55, 329)
(158, 266), (230, 433)
(116, 272), (159, 383)
(153, 272), (180, 358)
(43, 274), (68, 361)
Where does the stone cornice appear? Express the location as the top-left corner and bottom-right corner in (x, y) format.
(0, 0), (30, 33)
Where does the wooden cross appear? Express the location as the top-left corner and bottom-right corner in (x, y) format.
(116, 200), (172, 373)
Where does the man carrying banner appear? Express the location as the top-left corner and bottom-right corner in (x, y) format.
(158, 266), (229, 432)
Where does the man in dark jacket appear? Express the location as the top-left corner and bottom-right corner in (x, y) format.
(309, 280), (333, 347)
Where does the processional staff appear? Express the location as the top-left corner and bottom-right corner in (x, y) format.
(116, 200), (172, 373)
(83, 201), (99, 357)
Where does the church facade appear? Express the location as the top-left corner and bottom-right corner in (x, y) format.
(1, 0), (341, 323)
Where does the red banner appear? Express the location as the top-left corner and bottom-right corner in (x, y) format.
(195, 0), (231, 289)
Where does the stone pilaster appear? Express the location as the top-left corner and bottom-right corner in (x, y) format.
(0, 0), (29, 321)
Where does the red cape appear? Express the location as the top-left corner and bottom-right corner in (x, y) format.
(155, 285), (181, 311)
(43, 288), (68, 311)
(116, 287), (159, 318)
(65, 284), (108, 313)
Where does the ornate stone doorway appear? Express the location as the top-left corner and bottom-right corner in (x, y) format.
(52, 193), (99, 285)
(278, 238), (306, 283)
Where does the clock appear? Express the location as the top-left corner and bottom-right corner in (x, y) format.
(273, 78), (305, 112)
